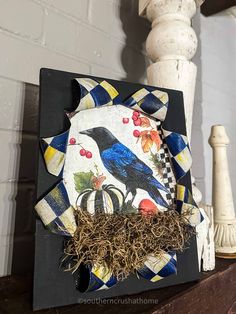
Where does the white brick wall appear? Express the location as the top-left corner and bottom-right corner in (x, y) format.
(0, 0), (43, 40)
(42, 0), (89, 21)
(0, 0), (149, 276)
(44, 9), (77, 55)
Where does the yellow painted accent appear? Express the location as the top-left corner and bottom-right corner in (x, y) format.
(93, 265), (111, 282)
(175, 148), (192, 172)
(79, 78), (98, 91)
(175, 151), (185, 164)
(181, 147), (192, 164)
(152, 90), (168, 104)
(151, 274), (163, 282)
(177, 185), (185, 201)
(132, 88), (149, 102)
(100, 81), (119, 99)
(50, 186), (66, 209)
(46, 150), (64, 176)
(44, 146), (57, 163)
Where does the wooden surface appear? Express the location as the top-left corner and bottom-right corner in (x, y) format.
(1, 258), (236, 313)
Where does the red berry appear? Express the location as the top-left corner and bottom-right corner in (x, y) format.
(69, 138), (76, 145)
(133, 130), (140, 138)
(86, 151), (92, 159)
(80, 149), (86, 156)
(133, 111), (140, 117)
(123, 118), (129, 124)
(132, 115), (138, 121)
(134, 118), (141, 126)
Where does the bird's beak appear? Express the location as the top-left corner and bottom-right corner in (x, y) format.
(79, 129), (93, 136)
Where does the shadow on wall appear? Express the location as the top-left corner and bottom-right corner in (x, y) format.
(11, 84), (39, 275)
(119, 0), (150, 83)
(191, 11), (206, 202)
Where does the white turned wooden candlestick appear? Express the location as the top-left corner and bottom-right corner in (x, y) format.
(209, 125), (236, 255)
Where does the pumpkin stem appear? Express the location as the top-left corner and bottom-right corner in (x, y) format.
(91, 174), (106, 190)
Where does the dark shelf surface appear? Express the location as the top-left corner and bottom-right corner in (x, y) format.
(1, 258), (236, 314)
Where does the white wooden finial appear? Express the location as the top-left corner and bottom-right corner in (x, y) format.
(209, 125), (236, 256)
(138, 0), (215, 271)
(139, 0), (202, 205)
(141, 0), (198, 139)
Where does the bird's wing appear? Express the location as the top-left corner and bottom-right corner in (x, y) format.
(101, 142), (168, 195)
(101, 143), (153, 179)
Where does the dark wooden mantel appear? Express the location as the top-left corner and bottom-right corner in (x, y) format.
(1, 258), (236, 314)
(201, 0), (236, 16)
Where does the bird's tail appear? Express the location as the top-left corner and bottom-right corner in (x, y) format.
(147, 177), (169, 208)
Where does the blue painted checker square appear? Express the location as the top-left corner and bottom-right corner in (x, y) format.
(50, 131), (69, 153)
(139, 92), (165, 114)
(89, 273), (106, 291)
(106, 275), (117, 287)
(47, 218), (69, 236)
(158, 261), (177, 278)
(44, 183), (70, 217)
(171, 158), (186, 181)
(165, 133), (187, 156)
(137, 266), (157, 281)
(80, 83), (89, 98)
(90, 84), (111, 106)
(123, 96), (136, 108)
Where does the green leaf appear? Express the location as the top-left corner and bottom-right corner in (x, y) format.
(73, 171), (94, 193)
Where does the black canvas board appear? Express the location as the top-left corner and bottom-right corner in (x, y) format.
(33, 68), (199, 310)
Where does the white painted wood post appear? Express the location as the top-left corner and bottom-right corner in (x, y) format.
(200, 204), (215, 270)
(139, 0), (201, 202)
(139, 0), (215, 271)
(139, 0), (197, 139)
(209, 125), (236, 256)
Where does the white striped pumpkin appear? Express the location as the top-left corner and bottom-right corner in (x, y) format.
(76, 184), (124, 214)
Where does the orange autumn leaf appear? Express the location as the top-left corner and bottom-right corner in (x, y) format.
(140, 117), (151, 128)
(137, 130), (148, 144)
(141, 134), (153, 153)
(139, 130), (149, 137)
(150, 130), (162, 150)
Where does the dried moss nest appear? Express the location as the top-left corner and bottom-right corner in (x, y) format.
(64, 209), (195, 280)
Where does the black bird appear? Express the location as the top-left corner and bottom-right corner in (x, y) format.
(80, 127), (169, 207)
